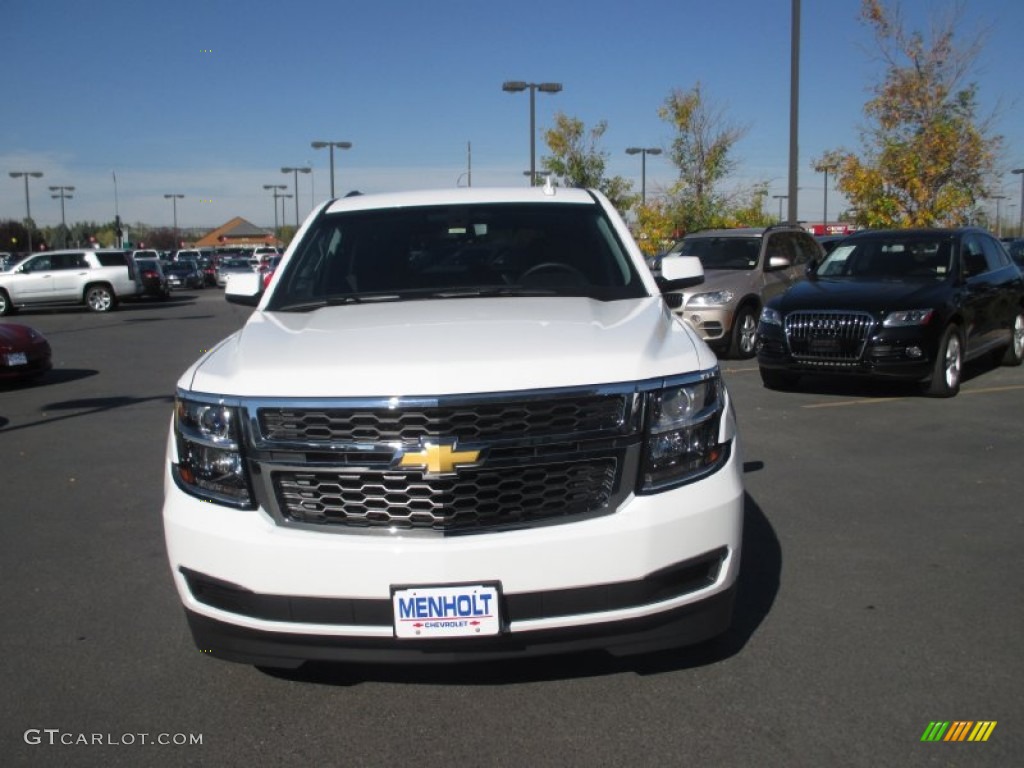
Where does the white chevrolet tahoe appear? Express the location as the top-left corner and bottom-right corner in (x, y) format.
(0, 249), (142, 315)
(163, 186), (744, 668)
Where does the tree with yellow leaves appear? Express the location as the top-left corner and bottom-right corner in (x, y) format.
(828, 0), (1001, 227)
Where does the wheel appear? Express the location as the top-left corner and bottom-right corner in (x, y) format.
(728, 305), (759, 359)
(0, 289), (11, 316)
(759, 367), (799, 390)
(923, 324), (962, 397)
(1001, 311), (1024, 367)
(85, 284), (116, 313)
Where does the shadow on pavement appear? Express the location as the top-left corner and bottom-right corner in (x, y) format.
(260, 487), (781, 687)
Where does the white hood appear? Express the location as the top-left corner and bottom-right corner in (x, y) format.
(181, 297), (713, 398)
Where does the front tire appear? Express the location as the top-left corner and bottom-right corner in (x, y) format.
(1001, 311), (1024, 367)
(923, 324), (962, 397)
(0, 289), (12, 316)
(729, 305), (759, 359)
(85, 284), (116, 313)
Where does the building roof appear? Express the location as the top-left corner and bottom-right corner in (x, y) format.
(193, 217), (276, 248)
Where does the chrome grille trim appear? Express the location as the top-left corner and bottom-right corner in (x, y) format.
(224, 380), (701, 536)
(784, 310), (875, 363)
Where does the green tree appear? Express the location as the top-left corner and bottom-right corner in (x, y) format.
(541, 112), (636, 214)
(659, 83), (754, 233)
(827, 0), (1001, 227)
(0, 219), (31, 253)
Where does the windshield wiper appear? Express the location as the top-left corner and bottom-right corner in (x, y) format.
(273, 293), (403, 312)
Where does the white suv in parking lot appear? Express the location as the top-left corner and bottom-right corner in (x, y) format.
(163, 186), (744, 668)
(0, 249), (142, 315)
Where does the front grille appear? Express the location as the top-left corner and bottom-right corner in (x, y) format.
(258, 395), (629, 444)
(274, 458), (618, 532)
(243, 388), (643, 535)
(784, 311), (874, 363)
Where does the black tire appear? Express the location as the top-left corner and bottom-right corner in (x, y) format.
(0, 289), (12, 316)
(729, 304), (759, 359)
(922, 324), (962, 397)
(760, 367), (799, 390)
(85, 284), (116, 313)
(1001, 311), (1024, 367)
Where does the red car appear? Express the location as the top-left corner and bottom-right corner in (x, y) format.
(0, 323), (52, 383)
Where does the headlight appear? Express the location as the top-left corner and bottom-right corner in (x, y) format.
(686, 290), (735, 308)
(173, 396), (253, 507)
(883, 309), (934, 327)
(759, 307), (783, 326)
(640, 370), (730, 493)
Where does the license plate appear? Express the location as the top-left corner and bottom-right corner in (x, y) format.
(392, 584), (500, 639)
(808, 338), (840, 355)
(4, 352), (28, 366)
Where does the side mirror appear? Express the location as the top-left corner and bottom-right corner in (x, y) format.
(225, 271), (262, 307)
(657, 254), (705, 293)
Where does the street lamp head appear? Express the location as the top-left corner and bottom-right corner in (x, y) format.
(1012, 168), (1024, 175)
(502, 81), (528, 92)
(312, 141), (352, 150)
(537, 82), (562, 93)
(625, 148), (641, 155)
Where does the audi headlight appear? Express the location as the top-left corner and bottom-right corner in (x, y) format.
(883, 309), (934, 327)
(640, 370), (731, 492)
(759, 307), (783, 326)
(173, 395), (253, 507)
(687, 290), (735, 308)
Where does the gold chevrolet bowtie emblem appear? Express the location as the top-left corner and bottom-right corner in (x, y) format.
(398, 442), (481, 476)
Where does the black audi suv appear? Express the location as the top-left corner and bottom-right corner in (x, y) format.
(756, 228), (1024, 397)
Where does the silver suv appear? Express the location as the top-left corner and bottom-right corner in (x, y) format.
(664, 225), (823, 358)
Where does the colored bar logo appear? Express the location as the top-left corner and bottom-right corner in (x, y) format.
(921, 721), (997, 742)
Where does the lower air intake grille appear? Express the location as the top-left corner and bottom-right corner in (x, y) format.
(274, 459), (618, 533)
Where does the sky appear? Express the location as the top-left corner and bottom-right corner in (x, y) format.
(2, 0), (1023, 236)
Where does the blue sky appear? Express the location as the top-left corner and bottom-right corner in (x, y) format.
(2, 0), (1023, 234)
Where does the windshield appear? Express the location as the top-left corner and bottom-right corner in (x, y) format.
(818, 237), (953, 279)
(266, 202), (647, 311)
(676, 237), (760, 270)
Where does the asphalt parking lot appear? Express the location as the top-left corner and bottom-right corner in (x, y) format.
(1, 290), (1021, 767)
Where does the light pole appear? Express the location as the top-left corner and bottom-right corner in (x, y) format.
(164, 194), (184, 248)
(502, 80), (562, 186)
(1012, 169), (1024, 237)
(281, 166), (311, 228)
(49, 185), (75, 248)
(773, 194), (788, 221)
(263, 184), (287, 241)
(991, 195), (1007, 237)
(787, 0), (801, 224)
(280, 194), (292, 238)
(9, 171), (43, 252)
(310, 141), (352, 198)
(625, 147), (662, 205)
(814, 160), (838, 228)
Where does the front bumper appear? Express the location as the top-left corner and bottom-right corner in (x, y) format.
(673, 305), (735, 346)
(756, 323), (937, 381)
(163, 439), (744, 667)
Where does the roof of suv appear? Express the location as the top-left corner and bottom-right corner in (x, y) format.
(683, 225), (808, 239)
(321, 186), (599, 215)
